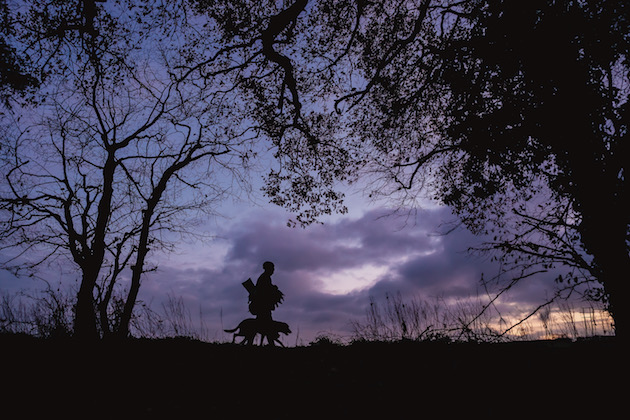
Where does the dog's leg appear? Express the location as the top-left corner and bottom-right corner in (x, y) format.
(268, 333), (278, 346)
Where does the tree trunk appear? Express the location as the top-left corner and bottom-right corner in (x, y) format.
(116, 189), (164, 338)
(74, 269), (99, 339)
(115, 155), (195, 338)
(594, 244), (629, 339)
(578, 183), (629, 339)
(116, 198), (157, 338)
(603, 268), (628, 338)
(116, 252), (146, 338)
(74, 152), (117, 339)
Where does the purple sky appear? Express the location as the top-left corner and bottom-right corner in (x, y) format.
(0, 1), (614, 344)
(136, 203), (569, 343)
(0, 198), (606, 343)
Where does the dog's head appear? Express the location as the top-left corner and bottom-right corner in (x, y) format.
(276, 321), (291, 335)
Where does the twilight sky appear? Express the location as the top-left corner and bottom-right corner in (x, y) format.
(0, 1), (616, 344)
(0, 192), (601, 343)
(134, 199), (568, 344)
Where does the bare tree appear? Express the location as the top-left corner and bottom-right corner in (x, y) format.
(1, 0), (254, 338)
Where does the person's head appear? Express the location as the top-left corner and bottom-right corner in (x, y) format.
(263, 261), (275, 274)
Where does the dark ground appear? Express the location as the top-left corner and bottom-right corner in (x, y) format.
(1, 334), (621, 418)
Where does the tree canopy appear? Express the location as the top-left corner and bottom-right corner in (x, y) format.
(191, 0), (629, 336)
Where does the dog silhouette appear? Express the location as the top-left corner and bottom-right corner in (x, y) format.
(225, 318), (291, 346)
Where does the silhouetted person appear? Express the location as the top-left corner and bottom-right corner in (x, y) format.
(248, 261), (284, 323)
(236, 261), (287, 345)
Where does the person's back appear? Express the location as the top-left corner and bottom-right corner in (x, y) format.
(250, 261), (283, 321)
(256, 269), (272, 290)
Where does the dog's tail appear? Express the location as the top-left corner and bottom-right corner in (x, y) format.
(224, 327), (238, 333)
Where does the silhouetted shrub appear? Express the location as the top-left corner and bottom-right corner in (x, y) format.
(0, 285), (73, 338)
(309, 333), (343, 347)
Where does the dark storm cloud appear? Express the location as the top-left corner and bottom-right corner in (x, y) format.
(0, 203), (565, 342)
(370, 226), (494, 298)
(226, 208), (439, 276)
(141, 207), (442, 338)
(138, 206), (564, 342)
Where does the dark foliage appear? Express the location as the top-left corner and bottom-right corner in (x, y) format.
(0, 0), (39, 104)
(192, 0), (629, 336)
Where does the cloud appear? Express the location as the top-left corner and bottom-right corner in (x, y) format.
(227, 208), (442, 275)
(0, 202), (595, 343)
(142, 205), (522, 342)
(371, 226), (492, 297)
